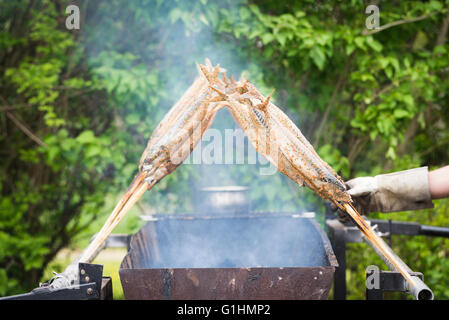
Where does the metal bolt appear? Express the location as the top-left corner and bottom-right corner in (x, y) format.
(86, 288), (93, 295)
(80, 269), (85, 275)
(85, 276), (90, 283)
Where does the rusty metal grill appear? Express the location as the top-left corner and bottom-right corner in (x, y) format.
(119, 212), (337, 300)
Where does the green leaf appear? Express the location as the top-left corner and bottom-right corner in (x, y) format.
(76, 130), (96, 144)
(386, 146), (396, 160)
(354, 37), (365, 50)
(85, 145), (101, 158)
(394, 109), (410, 118)
(199, 14), (209, 26)
(169, 8), (182, 23)
(125, 114), (140, 125)
(346, 43), (356, 55)
(402, 95), (414, 108)
(366, 38), (383, 52)
(310, 47), (326, 70)
(261, 33), (274, 44)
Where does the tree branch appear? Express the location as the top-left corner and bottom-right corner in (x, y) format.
(436, 10), (449, 47)
(0, 103), (34, 112)
(5, 111), (48, 147)
(363, 11), (439, 36)
(0, 96), (47, 147)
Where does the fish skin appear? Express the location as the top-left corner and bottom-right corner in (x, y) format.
(138, 61), (351, 204)
(75, 60), (351, 266)
(195, 64), (350, 204)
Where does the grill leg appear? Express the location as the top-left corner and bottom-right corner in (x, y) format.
(331, 228), (347, 300)
(366, 287), (383, 300)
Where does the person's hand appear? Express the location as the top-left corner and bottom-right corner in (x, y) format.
(346, 176), (378, 197)
(345, 176), (379, 216)
(328, 200), (358, 224)
(345, 167), (434, 216)
(328, 176), (378, 222)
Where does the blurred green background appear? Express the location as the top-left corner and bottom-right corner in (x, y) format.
(1, 0), (449, 299)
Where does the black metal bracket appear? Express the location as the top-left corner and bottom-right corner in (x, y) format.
(366, 269), (424, 300)
(326, 216), (449, 300)
(0, 263), (112, 300)
(78, 262), (103, 294)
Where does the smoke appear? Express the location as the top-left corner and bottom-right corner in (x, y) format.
(82, 1), (316, 213)
(139, 215), (329, 269)
(78, 1), (332, 277)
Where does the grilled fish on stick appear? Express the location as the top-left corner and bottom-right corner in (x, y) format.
(197, 66), (418, 292)
(50, 63), (223, 288)
(79, 71), (223, 264)
(79, 60), (352, 267)
(52, 60), (418, 294)
(197, 66), (350, 208)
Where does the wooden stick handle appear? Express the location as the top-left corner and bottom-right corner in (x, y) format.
(343, 203), (417, 287)
(78, 177), (148, 263)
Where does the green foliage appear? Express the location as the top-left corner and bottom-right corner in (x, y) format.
(1, 0), (449, 299)
(0, 0), (126, 294)
(5, 0), (74, 127)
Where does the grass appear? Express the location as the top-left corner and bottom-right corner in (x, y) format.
(93, 248), (128, 300)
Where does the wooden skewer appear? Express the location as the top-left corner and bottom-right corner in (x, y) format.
(343, 203), (417, 287)
(78, 176), (149, 263)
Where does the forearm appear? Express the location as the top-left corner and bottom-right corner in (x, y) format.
(429, 165), (449, 199)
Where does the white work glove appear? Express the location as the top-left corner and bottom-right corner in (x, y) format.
(346, 176), (378, 197)
(345, 167), (434, 216)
